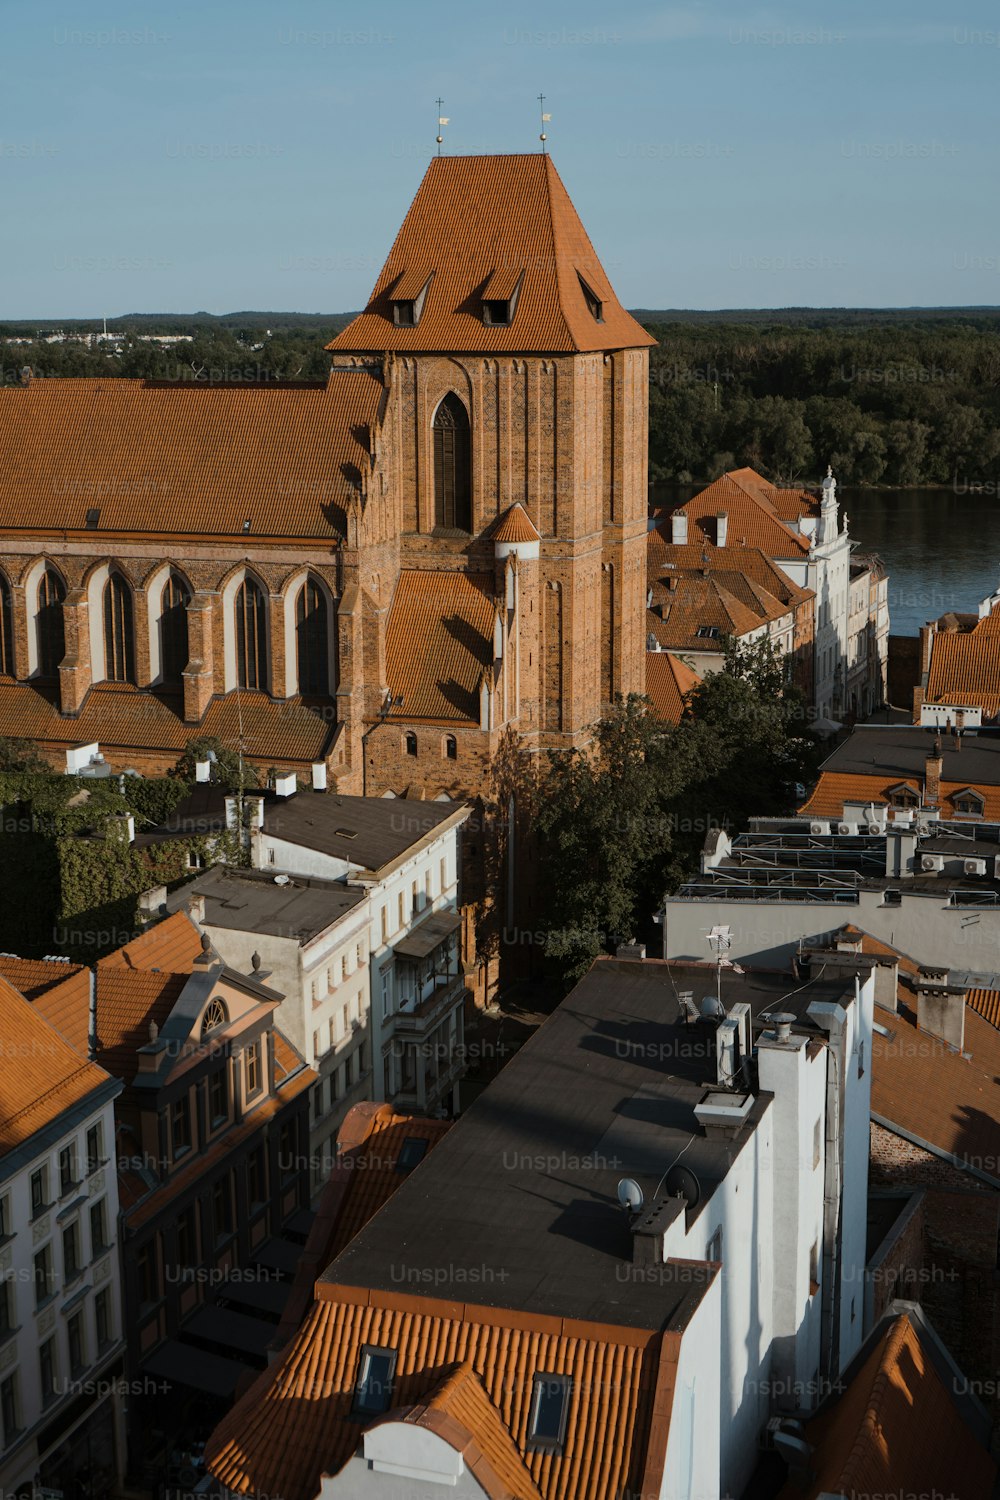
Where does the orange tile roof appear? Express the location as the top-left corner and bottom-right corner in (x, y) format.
(0, 682), (335, 769)
(0, 954), (86, 1000)
(778, 1313), (995, 1499)
(645, 651), (701, 724)
(327, 155), (655, 355)
(965, 988), (1000, 1030)
(0, 370), (383, 541)
(377, 1362), (543, 1500)
(33, 967), (187, 1084)
(798, 770), (1000, 821)
(97, 910), (203, 973)
(386, 570), (495, 722)
(871, 999), (1000, 1177)
(0, 973), (115, 1153)
(647, 538), (813, 610)
(925, 614), (1000, 719)
(653, 470), (812, 559)
(646, 574), (771, 650)
(493, 503), (542, 544)
(206, 1287), (667, 1500)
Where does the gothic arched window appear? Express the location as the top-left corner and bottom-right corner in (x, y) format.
(160, 571), (191, 687)
(37, 566), (66, 679)
(0, 574), (12, 677)
(296, 577), (328, 695)
(235, 577), (268, 690)
(433, 394), (471, 531)
(103, 573), (136, 683)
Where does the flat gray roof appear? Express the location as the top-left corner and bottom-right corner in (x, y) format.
(821, 725), (1000, 785)
(262, 793), (464, 871)
(322, 958), (855, 1329)
(168, 866), (365, 944)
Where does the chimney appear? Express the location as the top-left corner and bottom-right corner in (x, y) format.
(916, 978), (965, 1053)
(274, 772), (297, 798)
(671, 509), (688, 545)
(186, 893), (206, 924)
(195, 758), (212, 783)
(716, 512), (728, 548)
(311, 762), (327, 792)
(925, 736), (943, 806)
(19, 366), (31, 386)
(918, 620), (936, 680)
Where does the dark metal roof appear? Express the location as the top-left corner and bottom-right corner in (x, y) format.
(322, 958), (857, 1329)
(168, 866), (365, 944)
(393, 908), (461, 960)
(821, 726), (1000, 785)
(262, 793), (465, 872)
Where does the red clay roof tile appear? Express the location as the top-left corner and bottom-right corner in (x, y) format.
(386, 570), (495, 723)
(0, 973), (114, 1152)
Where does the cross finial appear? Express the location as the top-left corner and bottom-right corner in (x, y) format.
(435, 97), (449, 156)
(538, 93), (551, 152)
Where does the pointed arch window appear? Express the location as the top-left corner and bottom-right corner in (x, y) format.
(433, 394), (471, 532)
(235, 577), (268, 691)
(0, 574), (12, 677)
(37, 567), (66, 679)
(103, 573), (136, 683)
(296, 578), (328, 695)
(160, 571), (191, 687)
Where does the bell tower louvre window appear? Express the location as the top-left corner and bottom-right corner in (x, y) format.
(160, 570), (191, 687)
(37, 566), (66, 679)
(296, 577), (329, 695)
(480, 268), (524, 327)
(433, 393), (472, 532)
(103, 572), (136, 683)
(235, 577), (268, 691)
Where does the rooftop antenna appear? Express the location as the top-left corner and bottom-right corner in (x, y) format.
(435, 98), (449, 156)
(538, 93), (551, 152)
(707, 924), (733, 1014)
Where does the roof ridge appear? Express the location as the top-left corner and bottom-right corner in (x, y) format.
(837, 1317), (914, 1489)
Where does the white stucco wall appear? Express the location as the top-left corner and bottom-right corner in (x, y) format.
(659, 1268), (722, 1500)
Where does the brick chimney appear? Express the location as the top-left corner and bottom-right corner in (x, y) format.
(925, 735), (943, 806)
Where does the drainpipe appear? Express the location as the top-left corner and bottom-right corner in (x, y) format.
(87, 969), (98, 1060)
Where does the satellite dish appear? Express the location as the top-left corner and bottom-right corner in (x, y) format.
(664, 1164), (702, 1209)
(700, 994), (725, 1021)
(617, 1178), (645, 1215)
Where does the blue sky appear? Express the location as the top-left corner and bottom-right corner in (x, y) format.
(2, 0), (997, 316)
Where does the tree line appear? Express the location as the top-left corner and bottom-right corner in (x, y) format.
(645, 317), (1000, 487)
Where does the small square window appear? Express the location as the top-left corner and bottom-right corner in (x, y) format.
(483, 298), (512, 326)
(395, 1137), (428, 1174)
(352, 1345), (397, 1417)
(526, 1373), (572, 1453)
(392, 300), (416, 327)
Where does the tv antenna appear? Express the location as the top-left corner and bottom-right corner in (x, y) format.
(538, 93), (551, 152)
(435, 98), (449, 155)
(707, 924), (733, 1014)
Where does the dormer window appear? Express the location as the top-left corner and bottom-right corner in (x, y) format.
(887, 783), (919, 809)
(352, 1345), (396, 1417)
(389, 269), (433, 328)
(577, 273), (603, 323)
(696, 625), (720, 640)
(952, 787), (985, 817)
(480, 268), (524, 328)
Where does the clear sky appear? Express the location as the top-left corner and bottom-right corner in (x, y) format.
(2, 0), (997, 317)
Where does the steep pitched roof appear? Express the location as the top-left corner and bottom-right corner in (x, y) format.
(646, 574), (769, 650)
(0, 682), (335, 770)
(645, 651), (701, 724)
(492, 503), (542, 543)
(647, 538), (813, 610)
(96, 910), (204, 973)
(0, 954), (85, 1001)
(385, 570), (495, 722)
(206, 1288), (669, 1500)
(33, 967), (188, 1084)
(0, 973), (115, 1153)
(925, 611), (1000, 719)
(654, 469), (813, 559)
(0, 370), (383, 541)
(327, 155), (655, 355)
(871, 998), (1000, 1181)
(778, 1312), (995, 1499)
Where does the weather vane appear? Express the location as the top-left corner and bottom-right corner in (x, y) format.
(436, 98), (449, 156)
(538, 93), (551, 152)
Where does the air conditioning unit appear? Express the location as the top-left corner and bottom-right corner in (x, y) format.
(866, 822), (883, 836)
(964, 858), (987, 876)
(809, 821), (828, 836)
(837, 821), (858, 836)
(921, 854), (944, 873)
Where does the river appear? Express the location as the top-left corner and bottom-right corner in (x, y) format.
(650, 482), (1000, 638)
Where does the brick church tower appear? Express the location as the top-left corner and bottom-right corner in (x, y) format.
(327, 154), (655, 778)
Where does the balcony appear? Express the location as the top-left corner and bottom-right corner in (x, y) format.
(389, 910), (465, 1032)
